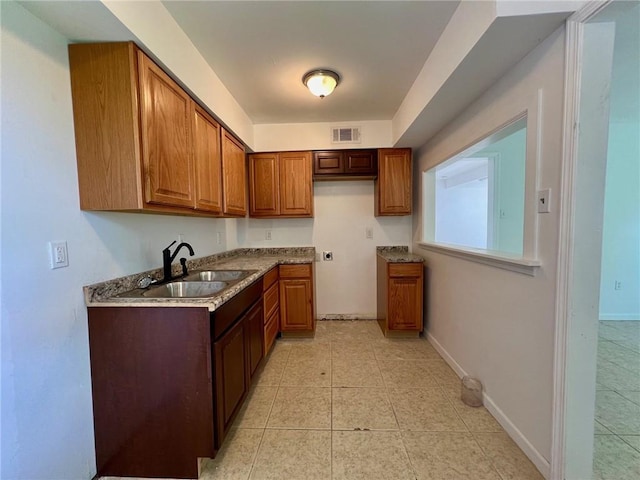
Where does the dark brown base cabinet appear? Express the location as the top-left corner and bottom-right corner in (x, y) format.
(88, 280), (264, 479)
(377, 256), (424, 336)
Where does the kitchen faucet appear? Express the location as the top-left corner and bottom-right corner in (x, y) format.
(162, 240), (195, 283)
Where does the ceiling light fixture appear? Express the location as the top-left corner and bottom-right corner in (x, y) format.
(302, 69), (340, 98)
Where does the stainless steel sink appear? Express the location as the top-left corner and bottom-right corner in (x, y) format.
(142, 281), (228, 298)
(190, 270), (253, 282)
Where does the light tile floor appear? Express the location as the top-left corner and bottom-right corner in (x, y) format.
(593, 321), (640, 479)
(201, 320), (544, 480)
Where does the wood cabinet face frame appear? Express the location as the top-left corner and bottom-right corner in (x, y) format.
(313, 149), (377, 179)
(192, 104), (223, 213)
(279, 263), (315, 332)
(69, 41), (246, 218)
(377, 257), (424, 335)
(375, 148), (412, 216)
(248, 151), (313, 218)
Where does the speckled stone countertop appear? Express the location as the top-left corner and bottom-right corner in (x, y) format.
(376, 246), (424, 263)
(84, 247), (314, 312)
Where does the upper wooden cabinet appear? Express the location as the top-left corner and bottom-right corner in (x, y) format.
(138, 52), (194, 208)
(193, 104), (223, 213)
(375, 148), (412, 216)
(248, 151), (313, 218)
(313, 149), (377, 179)
(68, 42), (246, 217)
(221, 130), (248, 217)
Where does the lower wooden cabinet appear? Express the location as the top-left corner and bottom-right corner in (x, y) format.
(377, 257), (424, 336)
(213, 296), (266, 449)
(244, 300), (264, 381)
(88, 307), (214, 479)
(262, 267), (280, 354)
(279, 263), (315, 334)
(214, 314), (249, 446)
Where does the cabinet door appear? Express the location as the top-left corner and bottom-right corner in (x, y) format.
(192, 105), (222, 213)
(387, 265), (423, 330)
(244, 302), (264, 380)
(346, 149), (377, 175)
(221, 129), (247, 216)
(280, 279), (313, 331)
(313, 151), (344, 175)
(138, 51), (194, 208)
(213, 318), (248, 447)
(249, 153), (280, 217)
(376, 148), (412, 215)
(264, 310), (279, 355)
(279, 151), (313, 217)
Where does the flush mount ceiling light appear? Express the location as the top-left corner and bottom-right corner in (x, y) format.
(302, 69), (340, 98)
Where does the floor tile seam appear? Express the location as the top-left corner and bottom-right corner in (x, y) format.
(265, 426), (335, 432)
(614, 391), (640, 407)
(617, 434), (640, 454)
(598, 389), (640, 405)
(598, 355), (640, 375)
(331, 426), (401, 432)
(465, 431), (506, 480)
(469, 432), (514, 480)
(245, 426), (268, 480)
(608, 338), (640, 352)
(259, 383), (280, 432)
(392, 430), (420, 480)
(437, 384), (475, 434)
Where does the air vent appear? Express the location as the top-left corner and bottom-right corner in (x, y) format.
(331, 126), (361, 144)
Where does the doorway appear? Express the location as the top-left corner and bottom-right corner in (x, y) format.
(555, 1), (640, 479)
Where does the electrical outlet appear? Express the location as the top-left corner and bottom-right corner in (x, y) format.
(178, 233), (185, 243)
(366, 227), (373, 239)
(614, 280), (622, 290)
(323, 251), (333, 261)
(49, 241), (69, 269)
(265, 229), (272, 241)
(216, 232), (222, 245)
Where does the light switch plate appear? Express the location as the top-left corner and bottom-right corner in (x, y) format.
(537, 189), (551, 213)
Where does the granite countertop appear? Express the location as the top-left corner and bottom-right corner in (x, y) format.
(84, 247), (314, 312)
(376, 246), (424, 263)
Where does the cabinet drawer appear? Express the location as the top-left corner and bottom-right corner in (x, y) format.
(263, 281), (279, 322)
(388, 263), (423, 278)
(263, 266), (279, 291)
(279, 263), (312, 279)
(264, 310), (279, 355)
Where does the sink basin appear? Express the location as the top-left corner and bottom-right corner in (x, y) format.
(186, 270), (255, 282)
(142, 281), (228, 298)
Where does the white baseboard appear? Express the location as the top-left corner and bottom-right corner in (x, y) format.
(426, 332), (551, 480)
(599, 314), (639, 321)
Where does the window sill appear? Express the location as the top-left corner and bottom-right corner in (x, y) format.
(417, 242), (541, 276)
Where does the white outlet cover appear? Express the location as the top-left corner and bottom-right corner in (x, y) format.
(49, 241), (69, 269)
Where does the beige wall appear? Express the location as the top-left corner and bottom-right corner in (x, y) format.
(412, 26), (566, 478)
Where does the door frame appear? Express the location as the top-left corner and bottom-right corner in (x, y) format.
(550, 1), (613, 479)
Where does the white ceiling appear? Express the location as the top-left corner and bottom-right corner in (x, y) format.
(161, 1), (460, 124)
(19, 0), (577, 147)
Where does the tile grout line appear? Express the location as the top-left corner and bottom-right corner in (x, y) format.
(245, 343), (290, 480)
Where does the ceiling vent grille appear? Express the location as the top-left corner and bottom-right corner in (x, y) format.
(331, 126), (361, 144)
